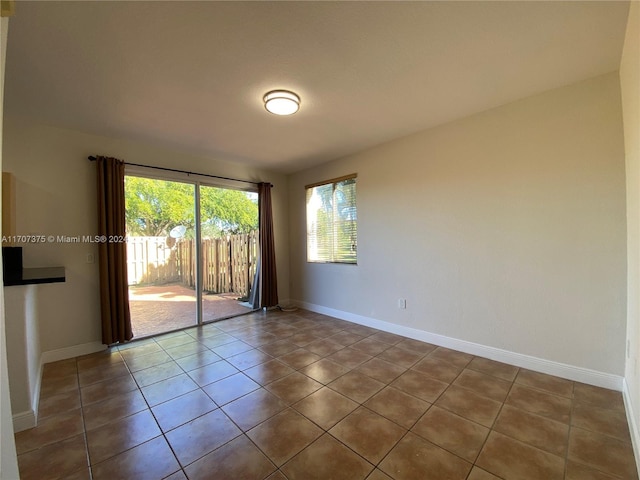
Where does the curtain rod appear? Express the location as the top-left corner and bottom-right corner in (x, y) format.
(87, 156), (270, 187)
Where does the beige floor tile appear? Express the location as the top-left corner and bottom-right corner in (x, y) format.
(505, 383), (572, 424)
(571, 402), (632, 442)
(326, 347), (373, 369)
(379, 431), (472, 480)
(435, 385), (502, 427)
(300, 358), (350, 384)
(174, 349), (222, 371)
(15, 408), (84, 455)
(265, 372), (323, 404)
(187, 360), (239, 387)
(466, 357), (519, 382)
(329, 407), (406, 464)
(354, 357), (406, 383)
(258, 339), (300, 357)
(377, 346), (423, 368)
(467, 467), (502, 480)
(202, 372), (260, 406)
(122, 350), (172, 372)
(164, 341), (210, 360)
(329, 330), (365, 346)
(78, 362), (129, 388)
(304, 338), (345, 356)
(247, 408), (323, 466)
(37, 388), (81, 420)
(211, 340), (254, 358)
(395, 338), (437, 355)
(428, 347), (474, 368)
(140, 373), (199, 406)
(154, 332), (195, 350)
(288, 331), (322, 347)
(350, 337), (392, 356)
(368, 331), (406, 345)
(244, 359), (296, 385)
(411, 405), (489, 462)
(82, 389), (148, 431)
(91, 436), (180, 480)
(86, 410), (161, 465)
(222, 388), (288, 431)
(328, 371), (385, 403)
(41, 358), (77, 381)
(565, 459), (624, 479)
(76, 349), (122, 371)
(515, 369), (574, 398)
(132, 361), (183, 387)
(411, 356), (463, 383)
(391, 370), (449, 403)
(293, 387), (359, 429)
(79, 373), (138, 406)
(164, 470), (188, 480)
(476, 431), (564, 480)
(151, 389), (217, 432)
(39, 374), (79, 398)
(166, 409), (242, 466)
(17, 433), (88, 480)
(185, 434), (276, 480)
(278, 348), (322, 369)
(366, 469), (394, 480)
(568, 427), (638, 479)
(364, 386), (431, 429)
(226, 349), (273, 370)
(453, 369), (512, 402)
(14, 310), (640, 480)
(573, 383), (626, 411)
(243, 332), (280, 347)
(493, 404), (569, 456)
(281, 434), (373, 480)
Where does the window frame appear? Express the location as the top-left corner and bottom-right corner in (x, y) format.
(305, 173), (357, 265)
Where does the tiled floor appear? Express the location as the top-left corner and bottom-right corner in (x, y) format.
(15, 309), (639, 480)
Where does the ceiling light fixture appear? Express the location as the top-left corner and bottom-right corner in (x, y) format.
(263, 90), (300, 115)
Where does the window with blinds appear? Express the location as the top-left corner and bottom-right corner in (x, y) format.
(306, 174), (357, 264)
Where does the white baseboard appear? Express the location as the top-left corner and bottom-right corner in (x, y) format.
(293, 300), (624, 391)
(12, 409), (36, 433)
(41, 341), (105, 364)
(623, 379), (640, 478)
(13, 341), (105, 432)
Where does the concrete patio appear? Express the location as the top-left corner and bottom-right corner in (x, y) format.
(129, 283), (254, 338)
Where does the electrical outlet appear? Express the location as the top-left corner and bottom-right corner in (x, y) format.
(397, 298), (406, 309)
(86, 253), (95, 264)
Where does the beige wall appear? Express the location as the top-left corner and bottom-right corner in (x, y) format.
(621, 0), (640, 473)
(1, 116), (290, 354)
(289, 72), (626, 377)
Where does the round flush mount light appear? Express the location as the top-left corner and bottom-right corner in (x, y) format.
(263, 90), (300, 115)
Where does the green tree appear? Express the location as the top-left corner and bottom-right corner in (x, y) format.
(125, 176), (258, 237)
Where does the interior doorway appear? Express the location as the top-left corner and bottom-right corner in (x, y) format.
(124, 174), (259, 339)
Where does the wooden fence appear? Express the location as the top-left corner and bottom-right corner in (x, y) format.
(127, 231), (258, 298)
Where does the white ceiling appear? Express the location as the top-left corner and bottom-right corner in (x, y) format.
(4, 1), (630, 173)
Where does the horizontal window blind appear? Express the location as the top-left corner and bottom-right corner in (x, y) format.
(306, 175), (357, 264)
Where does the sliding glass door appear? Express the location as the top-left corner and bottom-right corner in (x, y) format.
(199, 185), (259, 322)
(125, 176), (197, 338)
(125, 173), (259, 338)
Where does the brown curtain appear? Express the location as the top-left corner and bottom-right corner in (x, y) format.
(96, 156), (132, 344)
(258, 182), (278, 308)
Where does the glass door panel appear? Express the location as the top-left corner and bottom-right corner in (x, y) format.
(125, 175), (197, 338)
(199, 185), (259, 322)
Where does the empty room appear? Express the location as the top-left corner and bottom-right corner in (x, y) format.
(0, 1), (639, 479)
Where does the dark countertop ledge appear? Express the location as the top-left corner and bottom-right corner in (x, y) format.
(4, 267), (66, 286)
